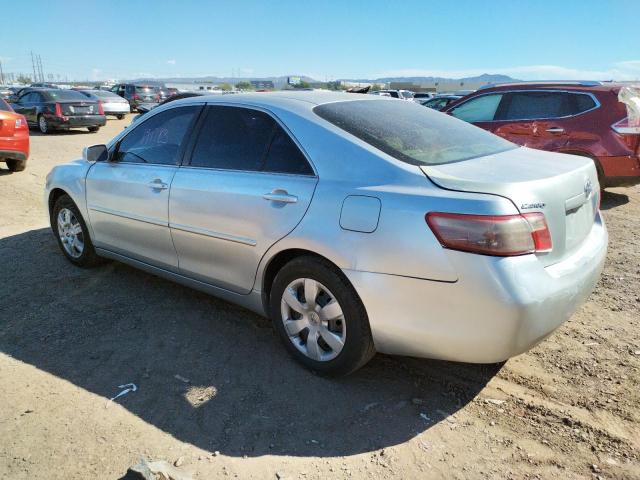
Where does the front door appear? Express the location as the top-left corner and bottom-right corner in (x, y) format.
(86, 105), (200, 270)
(169, 105), (318, 294)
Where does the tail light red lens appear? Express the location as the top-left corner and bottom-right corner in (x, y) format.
(132, 94), (140, 101)
(97, 100), (104, 115)
(425, 212), (552, 257)
(54, 103), (63, 117)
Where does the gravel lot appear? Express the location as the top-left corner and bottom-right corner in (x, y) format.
(0, 115), (639, 479)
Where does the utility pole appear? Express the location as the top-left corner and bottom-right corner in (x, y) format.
(37, 55), (44, 82)
(0, 60), (4, 84)
(31, 51), (37, 83)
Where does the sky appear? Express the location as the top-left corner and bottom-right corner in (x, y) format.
(1, 0), (639, 82)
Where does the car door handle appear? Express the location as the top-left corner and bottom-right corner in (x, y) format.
(546, 127), (565, 134)
(263, 190), (298, 204)
(148, 179), (169, 190)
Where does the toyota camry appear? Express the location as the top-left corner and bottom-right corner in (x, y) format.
(45, 92), (607, 375)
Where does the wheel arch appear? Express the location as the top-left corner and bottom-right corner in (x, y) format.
(260, 248), (350, 315)
(48, 187), (69, 215)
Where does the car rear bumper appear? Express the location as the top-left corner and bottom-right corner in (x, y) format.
(343, 213), (607, 363)
(102, 103), (130, 115)
(47, 115), (107, 129)
(0, 149), (28, 161)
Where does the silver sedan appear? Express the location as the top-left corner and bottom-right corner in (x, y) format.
(77, 89), (130, 119)
(44, 92), (607, 375)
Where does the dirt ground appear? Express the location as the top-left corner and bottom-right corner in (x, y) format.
(0, 115), (638, 480)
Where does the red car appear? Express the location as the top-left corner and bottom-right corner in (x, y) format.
(444, 82), (640, 188)
(0, 97), (29, 172)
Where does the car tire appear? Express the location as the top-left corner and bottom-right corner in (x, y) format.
(6, 159), (26, 172)
(88, 126), (100, 133)
(116, 114), (125, 120)
(269, 255), (376, 376)
(38, 114), (49, 134)
(51, 194), (103, 268)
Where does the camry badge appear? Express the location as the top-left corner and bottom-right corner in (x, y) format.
(520, 202), (546, 210)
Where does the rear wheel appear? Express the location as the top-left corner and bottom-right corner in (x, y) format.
(6, 159), (26, 172)
(51, 194), (102, 267)
(38, 114), (49, 134)
(116, 114), (125, 120)
(88, 126), (100, 133)
(270, 256), (376, 376)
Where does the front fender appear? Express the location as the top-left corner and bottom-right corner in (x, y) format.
(45, 160), (94, 234)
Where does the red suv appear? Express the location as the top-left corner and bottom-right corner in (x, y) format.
(444, 82), (640, 188)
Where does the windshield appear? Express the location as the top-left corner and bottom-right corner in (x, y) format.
(44, 90), (88, 101)
(314, 99), (516, 166)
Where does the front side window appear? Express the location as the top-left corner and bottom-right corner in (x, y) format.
(115, 106), (198, 165)
(450, 94), (503, 122)
(190, 106), (313, 175)
(314, 99), (515, 166)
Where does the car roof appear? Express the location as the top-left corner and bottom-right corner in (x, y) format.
(170, 90), (382, 109)
(476, 81), (625, 93)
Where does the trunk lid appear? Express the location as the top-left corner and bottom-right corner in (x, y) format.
(421, 147), (599, 267)
(58, 100), (100, 116)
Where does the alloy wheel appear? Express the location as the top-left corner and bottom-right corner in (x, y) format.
(57, 208), (84, 258)
(280, 278), (346, 361)
(38, 115), (48, 133)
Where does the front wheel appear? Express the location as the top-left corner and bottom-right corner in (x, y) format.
(116, 114), (125, 120)
(88, 126), (100, 133)
(51, 194), (102, 267)
(6, 159), (26, 172)
(270, 256), (376, 376)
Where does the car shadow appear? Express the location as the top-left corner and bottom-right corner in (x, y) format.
(600, 190), (630, 210)
(0, 228), (501, 458)
(28, 129), (97, 137)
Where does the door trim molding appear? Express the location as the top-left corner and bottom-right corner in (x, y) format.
(169, 222), (257, 246)
(88, 204), (167, 227)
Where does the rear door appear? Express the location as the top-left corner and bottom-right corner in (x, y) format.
(490, 91), (574, 151)
(12, 92), (38, 124)
(169, 104), (318, 294)
(86, 105), (200, 270)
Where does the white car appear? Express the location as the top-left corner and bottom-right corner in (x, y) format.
(77, 90), (130, 119)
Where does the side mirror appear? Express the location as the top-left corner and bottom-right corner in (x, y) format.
(83, 144), (109, 163)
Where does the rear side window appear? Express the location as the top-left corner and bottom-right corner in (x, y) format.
(499, 92), (572, 120)
(498, 91), (597, 121)
(263, 127), (313, 175)
(190, 106), (313, 174)
(115, 106), (198, 165)
(450, 94), (503, 122)
(314, 99), (515, 166)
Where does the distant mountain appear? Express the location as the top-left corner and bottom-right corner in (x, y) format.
(346, 73), (518, 84)
(126, 73), (519, 88)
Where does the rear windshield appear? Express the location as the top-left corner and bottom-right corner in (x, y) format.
(44, 90), (88, 101)
(86, 90), (118, 99)
(0, 98), (12, 111)
(136, 86), (159, 93)
(314, 99), (516, 165)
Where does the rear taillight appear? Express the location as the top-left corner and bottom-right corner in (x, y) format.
(611, 117), (640, 135)
(15, 116), (26, 129)
(425, 212), (552, 257)
(54, 103), (63, 117)
(97, 101), (104, 115)
(132, 94), (140, 101)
